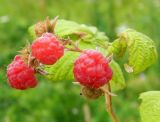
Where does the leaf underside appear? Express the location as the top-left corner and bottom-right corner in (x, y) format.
(110, 29), (157, 74)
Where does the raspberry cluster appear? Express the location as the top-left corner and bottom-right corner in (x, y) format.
(6, 18), (113, 93)
(7, 32), (64, 90)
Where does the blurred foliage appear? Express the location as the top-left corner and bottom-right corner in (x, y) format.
(0, 0), (160, 122)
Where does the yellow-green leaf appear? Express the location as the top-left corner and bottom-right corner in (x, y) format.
(139, 91), (160, 122)
(110, 60), (126, 91)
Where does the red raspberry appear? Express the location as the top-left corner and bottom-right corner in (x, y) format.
(73, 50), (112, 89)
(7, 55), (37, 90)
(31, 33), (64, 65)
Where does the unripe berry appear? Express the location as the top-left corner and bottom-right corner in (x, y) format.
(73, 50), (112, 89)
(7, 55), (37, 90)
(32, 33), (64, 65)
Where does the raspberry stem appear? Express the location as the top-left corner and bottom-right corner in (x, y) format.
(105, 83), (119, 122)
(100, 87), (117, 96)
(63, 39), (83, 53)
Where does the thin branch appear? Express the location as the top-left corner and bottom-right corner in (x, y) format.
(105, 83), (119, 122)
(100, 86), (117, 97)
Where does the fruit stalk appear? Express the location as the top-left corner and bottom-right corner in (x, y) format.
(105, 83), (118, 122)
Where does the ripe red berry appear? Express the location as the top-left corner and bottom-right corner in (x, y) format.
(73, 50), (113, 89)
(7, 55), (37, 90)
(31, 33), (64, 65)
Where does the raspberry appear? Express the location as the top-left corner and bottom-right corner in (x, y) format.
(73, 50), (113, 89)
(7, 55), (37, 90)
(31, 33), (64, 65)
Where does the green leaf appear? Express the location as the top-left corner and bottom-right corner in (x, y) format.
(28, 19), (109, 43)
(109, 60), (126, 91)
(108, 38), (127, 57)
(55, 19), (109, 43)
(54, 19), (82, 37)
(109, 29), (157, 74)
(139, 91), (160, 122)
(28, 25), (37, 39)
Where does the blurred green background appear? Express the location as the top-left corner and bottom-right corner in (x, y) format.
(0, 0), (160, 122)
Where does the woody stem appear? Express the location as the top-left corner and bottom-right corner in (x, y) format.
(105, 83), (118, 122)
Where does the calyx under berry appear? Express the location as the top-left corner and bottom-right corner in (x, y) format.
(35, 16), (58, 37)
(81, 86), (103, 99)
